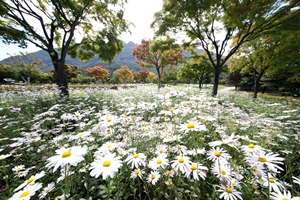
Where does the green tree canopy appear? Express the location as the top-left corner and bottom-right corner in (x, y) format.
(151, 0), (300, 96)
(0, 0), (130, 97)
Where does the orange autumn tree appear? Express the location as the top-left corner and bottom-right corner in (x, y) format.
(113, 66), (134, 83)
(84, 66), (110, 82)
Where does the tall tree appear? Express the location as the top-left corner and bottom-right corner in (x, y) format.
(178, 47), (213, 90)
(85, 66), (110, 82)
(151, 0), (300, 96)
(229, 31), (300, 98)
(132, 37), (183, 89)
(0, 0), (130, 97)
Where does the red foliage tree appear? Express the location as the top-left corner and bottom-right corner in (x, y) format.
(134, 69), (150, 82)
(84, 66), (110, 82)
(132, 37), (183, 88)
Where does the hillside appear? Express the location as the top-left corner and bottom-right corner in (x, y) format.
(0, 41), (204, 74)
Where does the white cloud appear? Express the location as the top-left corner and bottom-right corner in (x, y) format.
(121, 0), (163, 44)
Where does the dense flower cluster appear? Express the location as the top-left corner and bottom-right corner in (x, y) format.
(0, 84), (299, 199)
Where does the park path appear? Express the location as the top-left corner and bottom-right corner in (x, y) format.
(219, 86), (235, 94)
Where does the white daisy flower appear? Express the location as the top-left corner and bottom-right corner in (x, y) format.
(217, 185), (243, 200)
(9, 183), (42, 200)
(178, 121), (207, 133)
(148, 154), (169, 170)
(262, 174), (286, 193)
(270, 190), (300, 200)
(90, 153), (122, 180)
(247, 151), (284, 173)
(46, 146), (87, 172)
(38, 182), (55, 199)
(207, 147), (232, 163)
(171, 155), (192, 174)
(125, 152), (147, 169)
(147, 170), (161, 185)
(185, 162), (208, 180)
(13, 171), (45, 192)
(130, 168), (144, 179)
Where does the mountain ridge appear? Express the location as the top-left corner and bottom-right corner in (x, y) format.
(0, 41), (204, 74)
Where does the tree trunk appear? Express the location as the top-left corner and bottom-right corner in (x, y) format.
(253, 79), (259, 99)
(27, 76), (30, 86)
(198, 78), (203, 90)
(54, 61), (69, 97)
(253, 71), (265, 99)
(212, 66), (221, 96)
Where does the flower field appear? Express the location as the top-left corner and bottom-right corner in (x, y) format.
(0, 84), (300, 200)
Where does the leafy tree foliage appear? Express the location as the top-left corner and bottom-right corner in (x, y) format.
(134, 70), (150, 83)
(11, 53), (45, 85)
(229, 30), (300, 98)
(151, 0), (300, 96)
(70, 74), (96, 84)
(177, 49), (213, 90)
(0, 0), (130, 97)
(84, 66), (110, 82)
(0, 53), (47, 84)
(113, 65), (134, 83)
(0, 63), (18, 83)
(224, 69), (242, 91)
(132, 37), (183, 88)
(145, 72), (158, 83)
(50, 64), (81, 83)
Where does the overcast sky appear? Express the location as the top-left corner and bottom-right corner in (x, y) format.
(0, 0), (163, 61)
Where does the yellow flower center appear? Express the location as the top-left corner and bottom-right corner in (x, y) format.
(248, 144), (255, 148)
(46, 189), (51, 193)
(151, 175), (156, 179)
(225, 187), (232, 193)
(178, 145), (182, 149)
(282, 198), (290, 200)
(106, 117), (112, 122)
(78, 133), (84, 137)
(135, 170), (140, 175)
(107, 145), (113, 149)
(178, 157), (184, 163)
(62, 150), (71, 158)
(166, 181), (172, 185)
(156, 159), (162, 164)
(159, 150), (164, 154)
(19, 190), (30, 198)
(187, 123), (195, 129)
(133, 154), (139, 159)
(220, 170), (227, 175)
(26, 177), (35, 184)
(103, 160), (111, 167)
(191, 164), (197, 171)
(269, 178), (275, 183)
(258, 157), (267, 162)
(166, 170), (171, 175)
(214, 151), (221, 157)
